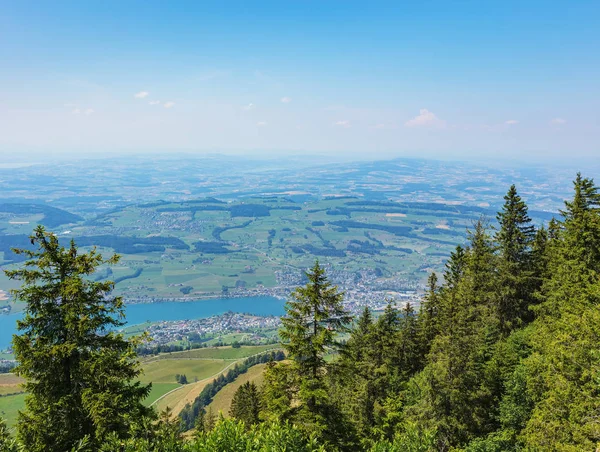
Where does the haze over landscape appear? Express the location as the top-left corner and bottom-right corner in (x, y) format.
(0, 2), (599, 451)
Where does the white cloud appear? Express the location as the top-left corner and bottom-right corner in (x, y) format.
(163, 101), (175, 109)
(505, 119), (519, 125)
(134, 91), (149, 99)
(334, 120), (351, 128)
(71, 108), (81, 115)
(243, 103), (254, 111)
(84, 108), (94, 115)
(257, 121), (268, 127)
(148, 100), (161, 105)
(280, 97), (292, 103)
(405, 109), (444, 128)
(551, 118), (567, 125)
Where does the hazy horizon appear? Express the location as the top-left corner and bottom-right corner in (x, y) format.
(1, 1), (598, 162)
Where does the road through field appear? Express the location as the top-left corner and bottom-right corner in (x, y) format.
(150, 349), (279, 417)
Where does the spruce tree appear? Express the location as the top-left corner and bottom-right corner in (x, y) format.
(5, 226), (152, 451)
(333, 306), (377, 441)
(280, 261), (351, 380)
(397, 302), (421, 379)
(278, 261), (352, 444)
(230, 381), (261, 427)
(520, 174), (600, 449)
(495, 185), (537, 333)
(406, 220), (498, 448)
(418, 273), (441, 358)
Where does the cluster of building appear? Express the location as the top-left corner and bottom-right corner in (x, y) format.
(141, 312), (281, 346)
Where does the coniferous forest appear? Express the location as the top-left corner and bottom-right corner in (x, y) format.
(1, 174), (600, 451)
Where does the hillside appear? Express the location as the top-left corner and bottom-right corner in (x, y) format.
(205, 363), (267, 417)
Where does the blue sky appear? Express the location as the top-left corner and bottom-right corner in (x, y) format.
(1, 1), (598, 162)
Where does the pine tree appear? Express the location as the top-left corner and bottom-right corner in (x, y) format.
(346, 306), (373, 364)
(194, 409), (206, 438)
(204, 407), (217, 432)
(5, 226), (152, 451)
(406, 220), (498, 448)
(277, 261), (353, 444)
(230, 381), (261, 427)
(332, 306), (377, 441)
(398, 302), (421, 379)
(443, 245), (466, 291)
(519, 174), (600, 449)
(280, 261), (352, 380)
(418, 273), (441, 358)
(495, 185), (537, 334)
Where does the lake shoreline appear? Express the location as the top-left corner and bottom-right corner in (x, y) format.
(0, 295), (286, 350)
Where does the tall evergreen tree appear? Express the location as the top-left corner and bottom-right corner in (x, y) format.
(418, 273), (441, 358)
(230, 381), (262, 427)
(276, 261), (353, 446)
(406, 220), (498, 449)
(5, 226), (152, 451)
(329, 306), (377, 443)
(519, 174), (600, 449)
(443, 245), (466, 291)
(397, 303), (421, 379)
(495, 185), (537, 333)
(280, 261), (352, 380)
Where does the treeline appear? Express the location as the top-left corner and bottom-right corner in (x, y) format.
(0, 233), (189, 263)
(113, 267), (143, 284)
(0, 361), (16, 374)
(179, 350), (285, 430)
(70, 235), (189, 253)
(0, 203), (82, 227)
(249, 176), (600, 451)
(193, 240), (234, 254)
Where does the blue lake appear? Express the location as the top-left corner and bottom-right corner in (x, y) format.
(0, 296), (286, 350)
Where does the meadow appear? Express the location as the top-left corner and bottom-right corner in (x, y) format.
(205, 363), (268, 417)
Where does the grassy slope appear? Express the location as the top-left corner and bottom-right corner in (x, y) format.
(205, 363), (267, 418)
(0, 374), (25, 426)
(141, 359), (230, 384)
(144, 383), (180, 406)
(0, 393), (25, 426)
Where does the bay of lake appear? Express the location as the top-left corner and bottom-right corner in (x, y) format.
(0, 296), (286, 350)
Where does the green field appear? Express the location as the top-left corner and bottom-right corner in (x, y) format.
(141, 359), (230, 384)
(206, 363), (267, 417)
(144, 383), (180, 406)
(145, 345), (277, 361)
(0, 393), (25, 427)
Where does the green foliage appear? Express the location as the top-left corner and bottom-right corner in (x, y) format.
(495, 184), (538, 334)
(5, 226), (153, 451)
(517, 174), (600, 450)
(269, 261), (354, 447)
(367, 422), (436, 452)
(229, 381), (262, 427)
(175, 374), (188, 385)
